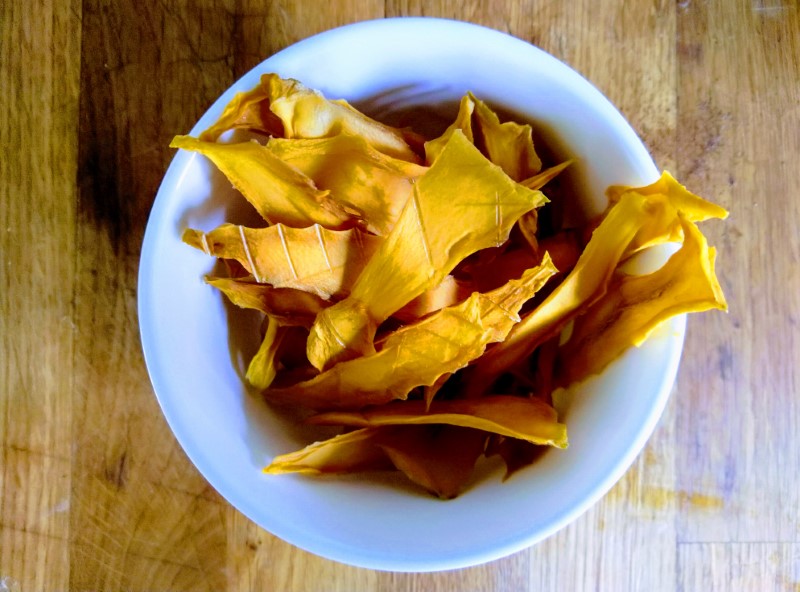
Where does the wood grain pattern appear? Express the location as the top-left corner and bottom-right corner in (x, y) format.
(1, 0), (798, 590)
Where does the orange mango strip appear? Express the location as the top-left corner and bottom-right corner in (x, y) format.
(246, 316), (286, 389)
(464, 190), (654, 395)
(264, 257), (557, 410)
(264, 428), (393, 475)
(267, 134), (428, 235)
(171, 135), (354, 229)
(205, 277), (326, 327)
(309, 395), (568, 449)
(306, 130), (548, 370)
(263, 425), (486, 499)
(183, 223), (381, 300)
(556, 216), (728, 387)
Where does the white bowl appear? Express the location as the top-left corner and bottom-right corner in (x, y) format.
(138, 17), (685, 572)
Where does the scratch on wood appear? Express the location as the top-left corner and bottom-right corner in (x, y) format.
(104, 450), (128, 489)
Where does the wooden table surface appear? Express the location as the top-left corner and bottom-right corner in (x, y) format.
(2, 1), (799, 590)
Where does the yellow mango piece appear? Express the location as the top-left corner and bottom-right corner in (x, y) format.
(263, 428), (393, 475)
(309, 395), (568, 449)
(606, 170), (729, 254)
(201, 74), (422, 161)
(246, 316), (286, 389)
(267, 134), (427, 235)
(378, 425), (488, 499)
(425, 93), (542, 181)
(183, 223), (381, 299)
(264, 425), (487, 498)
(424, 94), (475, 164)
(471, 93), (542, 181)
(520, 160), (573, 191)
(200, 82), (284, 141)
(556, 216), (728, 386)
(205, 277), (326, 327)
(280, 74), (424, 161)
(306, 130), (548, 370)
(264, 257), (557, 410)
(171, 135), (354, 229)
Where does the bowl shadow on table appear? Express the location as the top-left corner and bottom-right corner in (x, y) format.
(199, 96), (587, 497)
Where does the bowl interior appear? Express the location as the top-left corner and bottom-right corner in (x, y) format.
(138, 18), (684, 572)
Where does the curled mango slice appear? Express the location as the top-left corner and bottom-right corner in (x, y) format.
(170, 135), (354, 229)
(556, 215), (728, 386)
(246, 316), (286, 389)
(264, 257), (557, 410)
(204, 73), (422, 162)
(309, 395), (568, 449)
(607, 170), (729, 255)
(263, 428), (393, 475)
(263, 425), (486, 499)
(267, 135), (428, 235)
(306, 130), (548, 370)
(200, 79), (284, 141)
(183, 224), (381, 299)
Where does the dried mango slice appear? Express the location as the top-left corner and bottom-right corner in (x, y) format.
(205, 277), (326, 327)
(170, 135), (354, 229)
(206, 73), (422, 161)
(263, 428), (393, 475)
(471, 93), (542, 181)
(520, 160), (573, 191)
(556, 216), (728, 386)
(183, 223), (381, 299)
(246, 316), (286, 389)
(309, 395), (568, 448)
(306, 130), (548, 370)
(424, 94), (475, 164)
(378, 425), (488, 499)
(465, 190), (654, 394)
(425, 93), (542, 181)
(264, 257), (557, 410)
(606, 171), (729, 254)
(267, 134), (427, 235)
(264, 425), (487, 498)
(200, 81), (284, 141)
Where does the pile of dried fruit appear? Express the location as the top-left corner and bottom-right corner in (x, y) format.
(176, 74), (727, 498)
